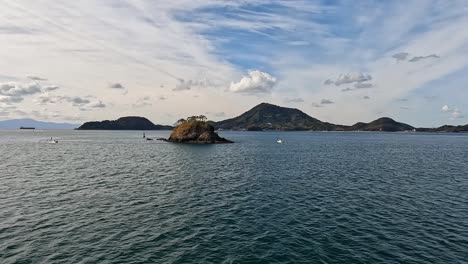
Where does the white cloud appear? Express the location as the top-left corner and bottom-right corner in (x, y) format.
(229, 70), (277, 94)
(441, 105), (451, 112)
(441, 105), (464, 120)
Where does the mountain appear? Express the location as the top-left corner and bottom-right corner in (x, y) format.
(416, 125), (468, 133)
(347, 117), (415, 132)
(0, 118), (79, 129)
(214, 103), (338, 131)
(77, 116), (172, 130)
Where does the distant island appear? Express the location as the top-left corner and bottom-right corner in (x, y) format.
(77, 116), (172, 130)
(159, 115), (233, 144)
(214, 102), (337, 131)
(72, 103), (467, 133)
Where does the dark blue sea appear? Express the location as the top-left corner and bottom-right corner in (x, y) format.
(1, 130), (467, 264)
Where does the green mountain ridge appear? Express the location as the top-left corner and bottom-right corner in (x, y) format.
(214, 103), (337, 131)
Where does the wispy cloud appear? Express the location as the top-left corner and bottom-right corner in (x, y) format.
(284, 97), (304, 103)
(320, 99), (334, 105)
(408, 54), (440, 62)
(27, 75), (48, 81)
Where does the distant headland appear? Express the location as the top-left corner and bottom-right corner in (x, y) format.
(77, 116), (172, 130)
(72, 103), (467, 132)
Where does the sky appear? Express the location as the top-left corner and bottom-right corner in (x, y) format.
(0, 0), (467, 127)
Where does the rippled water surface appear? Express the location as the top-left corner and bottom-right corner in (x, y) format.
(1, 130), (467, 264)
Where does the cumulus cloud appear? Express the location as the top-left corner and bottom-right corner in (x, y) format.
(0, 95), (23, 104)
(284, 97), (304, 103)
(174, 79), (196, 91)
(441, 105), (464, 120)
(320, 99), (334, 104)
(341, 87), (353, 92)
(325, 72), (372, 86)
(335, 72), (372, 86)
(409, 54), (440, 62)
(27, 75), (48, 81)
(35, 94), (58, 105)
(0, 82), (42, 97)
(173, 79), (216, 91)
(0, 82), (44, 105)
(229, 70), (277, 94)
(441, 105), (451, 112)
(354, 82), (374, 89)
(392, 52), (410, 61)
(63, 96), (91, 106)
(86, 100), (106, 108)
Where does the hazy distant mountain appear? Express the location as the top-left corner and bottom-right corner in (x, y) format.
(347, 117), (415, 132)
(0, 118), (79, 129)
(214, 103), (338, 131)
(78, 116), (173, 130)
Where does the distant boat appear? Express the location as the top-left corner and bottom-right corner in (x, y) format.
(20, 126), (35, 130)
(47, 137), (58, 144)
(276, 139), (284, 144)
(146, 137), (154, 141)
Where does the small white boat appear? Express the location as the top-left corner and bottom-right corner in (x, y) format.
(276, 139), (284, 144)
(47, 137), (58, 144)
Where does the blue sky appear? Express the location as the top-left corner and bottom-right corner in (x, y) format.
(0, 0), (467, 126)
